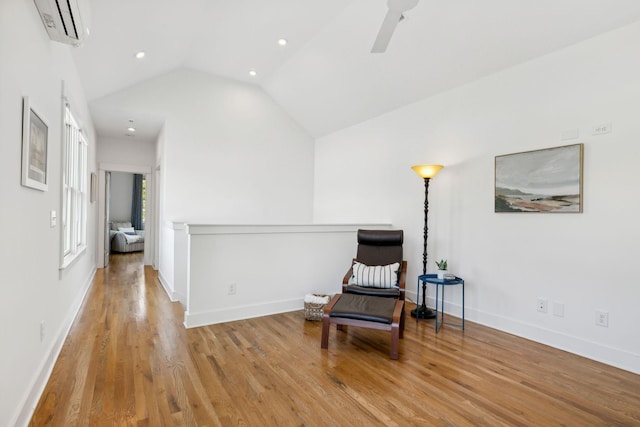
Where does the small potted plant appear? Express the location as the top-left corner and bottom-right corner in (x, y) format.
(435, 259), (448, 279)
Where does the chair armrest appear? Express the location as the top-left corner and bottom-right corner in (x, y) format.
(342, 268), (353, 285)
(342, 258), (356, 292)
(323, 294), (342, 315)
(398, 261), (407, 300)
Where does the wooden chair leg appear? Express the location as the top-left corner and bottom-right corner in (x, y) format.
(390, 323), (400, 360)
(392, 299), (405, 338)
(321, 313), (330, 350)
(321, 294), (342, 351)
(390, 299), (404, 359)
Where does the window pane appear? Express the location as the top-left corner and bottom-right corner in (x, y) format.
(61, 106), (89, 265)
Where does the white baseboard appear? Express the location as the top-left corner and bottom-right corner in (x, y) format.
(184, 298), (303, 328)
(429, 297), (640, 375)
(407, 290), (639, 374)
(469, 305), (639, 375)
(157, 271), (178, 302)
(13, 267), (96, 427)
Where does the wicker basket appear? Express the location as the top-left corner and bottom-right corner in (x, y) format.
(304, 294), (330, 321)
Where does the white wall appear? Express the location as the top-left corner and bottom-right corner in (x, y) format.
(109, 172), (133, 222)
(173, 224), (188, 306)
(97, 136), (157, 167)
(314, 22), (640, 374)
(155, 126), (167, 273)
(93, 68), (316, 224)
(183, 224), (390, 327)
(91, 68), (317, 296)
(0, 1), (98, 425)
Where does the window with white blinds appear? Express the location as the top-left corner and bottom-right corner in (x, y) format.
(61, 103), (88, 268)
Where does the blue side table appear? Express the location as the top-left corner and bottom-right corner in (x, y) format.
(417, 274), (465, 333)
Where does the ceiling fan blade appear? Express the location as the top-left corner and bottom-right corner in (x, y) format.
(371, 0), (419, 53)
(371, 10), (402, 53)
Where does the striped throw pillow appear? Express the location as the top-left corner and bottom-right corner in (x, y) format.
(351, 262), (400, 288)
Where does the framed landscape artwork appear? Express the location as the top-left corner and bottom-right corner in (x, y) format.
(495, 143), (584, 213)
(21, 96), (49, 191)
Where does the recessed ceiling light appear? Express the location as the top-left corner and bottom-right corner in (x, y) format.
(135, 51), (145, 59)
(277, 38), (288, 46)
(249, 70), (257, 77)
(127, 127), (136, 132)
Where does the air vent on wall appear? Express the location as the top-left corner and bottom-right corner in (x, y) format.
(33, 0), (91, 47)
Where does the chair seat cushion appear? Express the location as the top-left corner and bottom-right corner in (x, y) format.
(330, 293), (397, 324)
(345, 285), (400, 298)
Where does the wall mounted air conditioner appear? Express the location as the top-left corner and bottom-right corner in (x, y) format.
(33, 0), (91, 47)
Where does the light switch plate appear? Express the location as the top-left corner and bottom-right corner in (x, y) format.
(552, 301), (565, 317)
(50, 210), (57, 228)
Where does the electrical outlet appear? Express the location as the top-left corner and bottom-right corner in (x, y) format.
(227, 283), (237, 295)
(595, 310), (609, 327)
(592, 122), (612, 136)
(537, 298), (548, 313)
(40, 321), (45, 342)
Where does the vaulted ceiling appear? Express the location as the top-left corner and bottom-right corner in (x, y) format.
(71, 0), (640, 142)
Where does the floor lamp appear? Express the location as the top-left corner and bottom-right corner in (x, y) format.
(410, 164), (444, 319)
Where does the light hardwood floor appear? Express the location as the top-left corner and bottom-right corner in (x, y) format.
(30, 252), (640, 426)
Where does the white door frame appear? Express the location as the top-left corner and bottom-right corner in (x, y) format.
(104, 171), (111, 267)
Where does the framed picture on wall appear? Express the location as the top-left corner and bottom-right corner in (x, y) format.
(495, 143), (584, 213)
(90, 172), (97, 203)
(21, 96), (49, 191)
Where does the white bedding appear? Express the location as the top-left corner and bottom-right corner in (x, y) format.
(122, 233), (144, 244)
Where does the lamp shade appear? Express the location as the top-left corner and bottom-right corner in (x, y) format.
(411, 164), (444, 179)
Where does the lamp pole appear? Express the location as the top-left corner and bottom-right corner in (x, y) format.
(409, 164), (443, 319)
(420, 177), (430, 277)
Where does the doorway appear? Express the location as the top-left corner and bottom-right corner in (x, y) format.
(97, 164), (154, 268)
(108, 172), (146, 229)
(107, 172), (146, 259)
